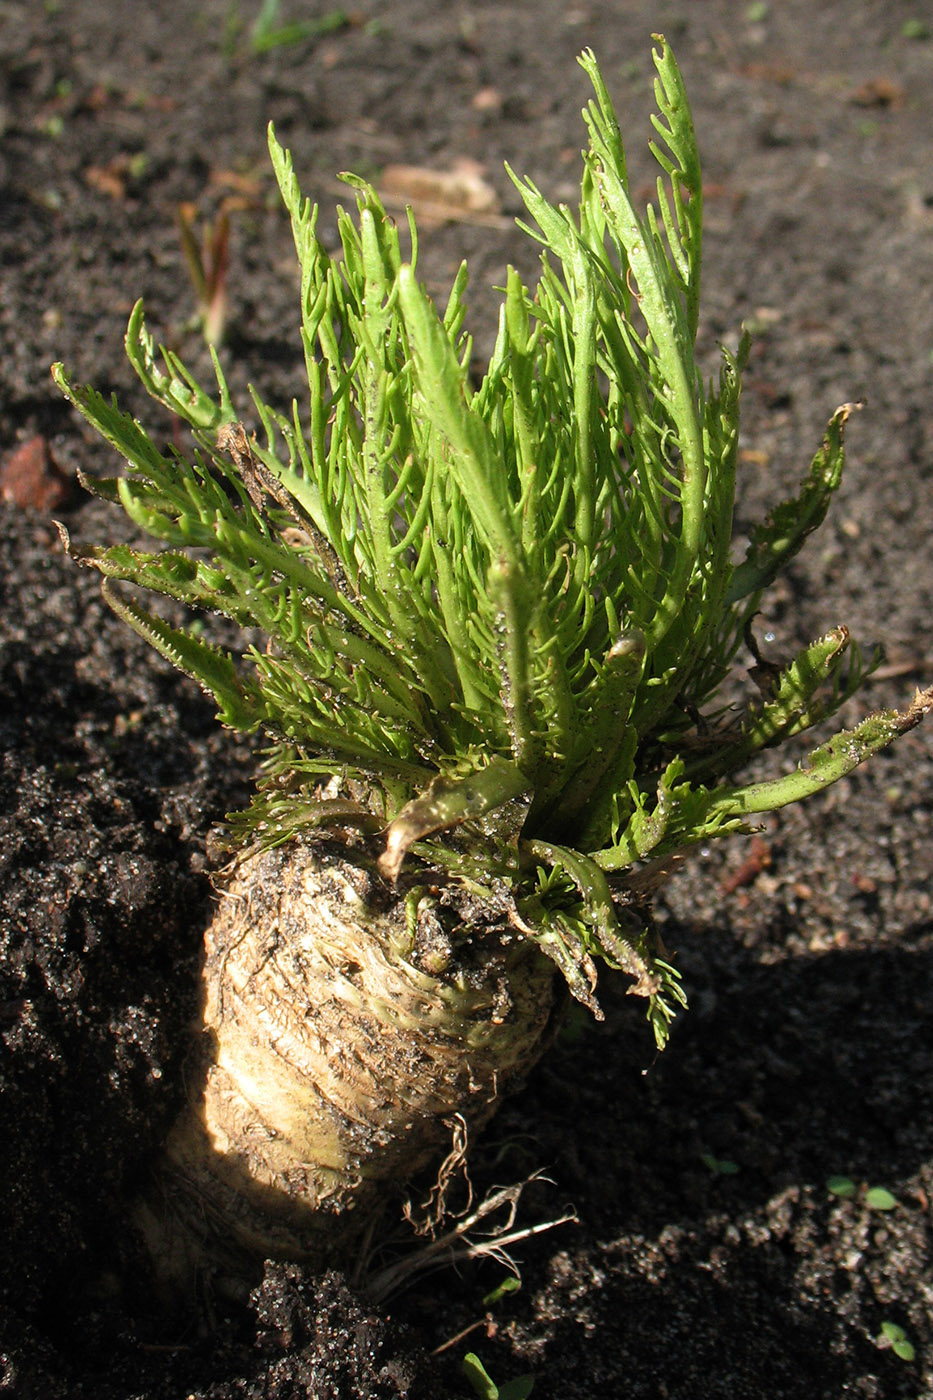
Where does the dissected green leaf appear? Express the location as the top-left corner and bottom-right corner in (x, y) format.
(705, 686), (933, 820)
(100, 580), (263, 731)
(726, 402), (858, 605)
(682, 626), (869, 784)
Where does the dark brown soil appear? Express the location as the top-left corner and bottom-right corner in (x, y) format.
(2, 2), (932, 1396)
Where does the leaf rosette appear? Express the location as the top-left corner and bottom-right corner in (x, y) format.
(53, 38), (932, 1046)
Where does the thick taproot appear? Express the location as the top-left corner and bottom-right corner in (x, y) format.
(136, 842), (557, 1290)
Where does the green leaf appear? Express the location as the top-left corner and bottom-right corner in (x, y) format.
(499, 1378), (535, 1400)
(726, 402), (858, 605)
(523, 838), (650, 985)
(683, 626), (860, 783)
(865, 1186), (898, 1211)
(396, 264), (518, 564)
(879, 1321), (916, 1362)
(379, 757), (530, 881)
(100, 582), (263, 731)
(550, 628), (646, 841)
(461, 1353), (499, 1400)
(593, 759), (743, 871)
(645, 35), (703, 340)
(124, 299), (236, 429)
(248, 4), (347, 54)
(483, 1276), (521, 1307)
(704, 687), (933, 821)
(826, 1175), (857, 1199)
(52, 361), (180, 483)
(701, 1153), (740, 1176)
(461, 1353), (535, 1400)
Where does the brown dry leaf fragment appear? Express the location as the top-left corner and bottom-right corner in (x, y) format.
(377, 159), (506, 227)
(0, 435), (75, 512)
(850, 78), (904, 108)
(208, 168), (265, 203)
(740, 61), (798, 85)
(84, 160), (129, 201)
(471, 86), (503, 113)
(86, 84), (117, 112)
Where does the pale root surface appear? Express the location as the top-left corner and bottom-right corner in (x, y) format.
(136, 842), (557, 1291)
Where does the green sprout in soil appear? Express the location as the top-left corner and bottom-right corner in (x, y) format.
(826, 1177), (900, 1211)
(176, 201), (230, 347)
(878, 1321), (916, 1363)
(701, 1153), (740, 1177)
(462, 1352), (535, 1400)
(865, 1186), (899, 1211)
(222, 0), (348, 61)
(53, 38), (932, 1290)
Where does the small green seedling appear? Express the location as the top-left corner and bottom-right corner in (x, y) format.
(826, 1178), (899, 1210)
(878, 1321), (916, 1362)
(865, 1186), (898, 1211)
(176, 202), (230, 348)
(462, 1352), (535, 1400)
(224, 0), (348, 59)
(482, 1276), (522, 1308)
(701, 1153), (740, 1176)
